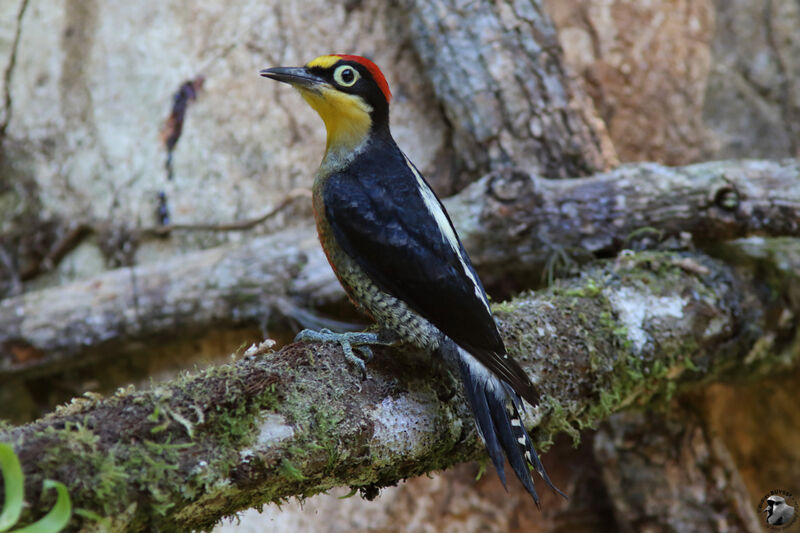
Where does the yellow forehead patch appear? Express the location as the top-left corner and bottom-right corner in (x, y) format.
(307, 55), (340, 69)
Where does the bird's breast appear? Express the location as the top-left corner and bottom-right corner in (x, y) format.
(312, 172), (443, 351)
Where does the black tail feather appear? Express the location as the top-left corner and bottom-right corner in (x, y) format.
(487, 382), (542, 507)
(504, 385), (568, 500)
(460, 360), (507, 489)
(456, 346), (566, 506)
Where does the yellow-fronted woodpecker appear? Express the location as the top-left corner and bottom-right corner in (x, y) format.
(261, 54), (564, 505)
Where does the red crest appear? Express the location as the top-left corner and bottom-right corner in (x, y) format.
(334, 54), (392, 103)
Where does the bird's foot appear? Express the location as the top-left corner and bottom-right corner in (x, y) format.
(294, 328), (395, 378)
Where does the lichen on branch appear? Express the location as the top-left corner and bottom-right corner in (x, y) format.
(1, 249), (797, 532)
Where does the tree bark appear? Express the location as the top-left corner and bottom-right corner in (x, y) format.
(2, 159), (798, 381)
(2, 248), (797, 531)
(396, 0), (617, 184)
(2, 2), (798, 532)
(452, 158), (800, 287)
(594, 409), (762, 533)
(0, 226), (328, 381)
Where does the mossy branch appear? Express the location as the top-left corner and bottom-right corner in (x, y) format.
(2, 159), (799, 381)
(1, 249), (798, 531)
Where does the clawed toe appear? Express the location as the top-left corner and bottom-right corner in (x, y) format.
(293, 328), (333, 343)
(354, 345), (373, 364)
(294, 328), (387, 378)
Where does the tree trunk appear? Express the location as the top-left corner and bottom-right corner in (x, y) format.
(2, 1), (799, 531)
(396, 0), (617, 185)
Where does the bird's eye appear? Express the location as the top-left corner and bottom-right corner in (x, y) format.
(333, 65), (359, 87)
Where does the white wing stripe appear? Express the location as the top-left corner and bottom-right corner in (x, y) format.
(403, 154), (492, 314)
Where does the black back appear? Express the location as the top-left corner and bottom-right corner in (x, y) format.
(322, 136), (540, 405)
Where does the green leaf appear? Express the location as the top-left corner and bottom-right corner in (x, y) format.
(14, 480), (72, 533)
(0, 443), (24, 532)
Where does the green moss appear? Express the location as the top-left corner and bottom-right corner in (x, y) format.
(11, 249), (748, 530)
(539, 398), (580, 447)
(0, 419), (14, 434)
(565, 278), (601, 299)
(309, 408), (345, 473)
(490, 300), (518, 314)
(650, 359), (668, 379)
(279, 459), (306, 482)
(90, 451), (130, 508)
(34, 424), (131, 520)
(147, 406), (171, 434)
(122, 440), (189, 513)
(513, 252), (723, 442)
(564, 287), (585, 298)
(22, 358), (289, 530)
(577, 388), (619, 432)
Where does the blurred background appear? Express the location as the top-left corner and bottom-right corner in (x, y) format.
(1, 0), (799, 531)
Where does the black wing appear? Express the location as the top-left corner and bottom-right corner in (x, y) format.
(323, 145), (539, 404)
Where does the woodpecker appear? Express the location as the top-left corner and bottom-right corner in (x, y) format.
(261, 54), (564, 505)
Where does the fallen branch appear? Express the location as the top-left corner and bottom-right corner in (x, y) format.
(2, 250), (798, 531)
(456, 159), (800, 286)
(1, 159), (798, 379)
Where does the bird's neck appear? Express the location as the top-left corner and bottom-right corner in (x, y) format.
(297, 86), (392, 173)
(320, 119), (393, 174)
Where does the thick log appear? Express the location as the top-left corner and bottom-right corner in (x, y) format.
(2, 249), (797, 531)
(397, 0), (617, 181)
(1, 159), (799, 380)
(0, 226), (330, 381)
(456, 158), (800, 286)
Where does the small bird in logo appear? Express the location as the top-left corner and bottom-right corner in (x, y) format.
(764, 495), (795, 526)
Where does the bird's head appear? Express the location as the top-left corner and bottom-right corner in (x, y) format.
(766, 496), (786, 510)
(261, 54), (392, 159)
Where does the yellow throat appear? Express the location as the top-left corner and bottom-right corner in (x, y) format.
(298, 87), (373, 157)
(299, 55), (373, 159)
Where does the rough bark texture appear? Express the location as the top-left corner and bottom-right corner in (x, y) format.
(3, 248), (797, 532)
(0, 227), (327, 381)
(705, 0), (800, 160)
(2, 158), (797, 381)
(545, 0), (800, 164)
(3, 0), (798, 299)
(0, 0), (452, 295)
(452, 159), (800, 287)
(544, 0), (715, 165)
(594, 409), (762, 533)
(2, 1), (800, 531)
(215, 437), (617, 533)
(396, 0), (617, 184)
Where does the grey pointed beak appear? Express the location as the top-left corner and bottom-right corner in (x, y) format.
(259, 66), (326, 89)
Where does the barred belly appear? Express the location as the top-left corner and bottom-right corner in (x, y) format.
(334, 250), (443, 352)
